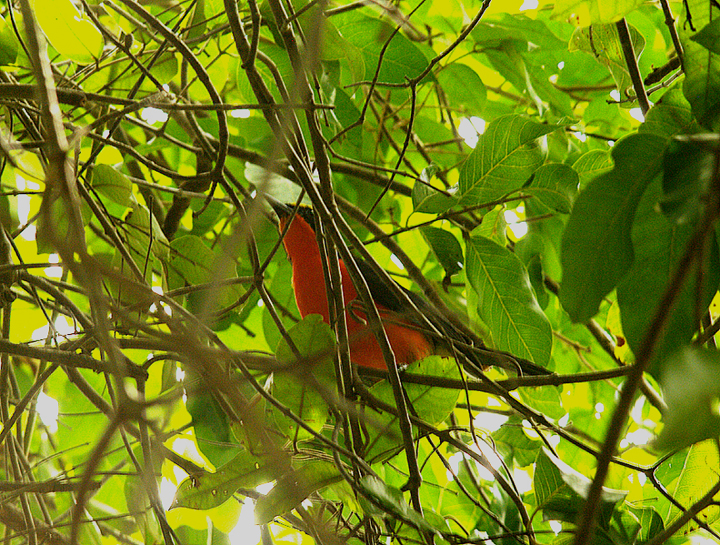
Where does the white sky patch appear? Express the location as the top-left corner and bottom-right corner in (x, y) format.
(473, 411), (509, 432)
(504, 209), (528, 240)
(558, 413), (570, 427)
(256, 482), (275, 495)
(572, 131), (588, 143)
(557, 61), (565, 70)
(159, 477), (177, 511)
(16, 175), (36, 242)
(45, 253), (62, 279)
(690, 533), (719, 545)
(630, 397), (645, 424)
(519, 0), (539, 10)
(629, 107), (645, 123)
(32, 316), (76, 342)
(36, 391), (59, 433)
(513, 468), (533, 494)
(624, 428), (654, 447)
(229, 498), (261, 545)
(447, 441), (504, 482)
(549, 520), (563, 535)
(457, 117), (486, 149)
(610, 90), (621, 102)
(140, 107), (169, 125)
(230, 109), (251, 119)
(172, 437), (207, 467)
(390, 254), (405, 270)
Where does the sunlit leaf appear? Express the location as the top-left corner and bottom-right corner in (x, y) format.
(466, 235), (552, 366)
(551, 0), (645, 25)
(458, 115), (563, 205)
(332, 11), (431, 84)
(33, 0), (103, 64)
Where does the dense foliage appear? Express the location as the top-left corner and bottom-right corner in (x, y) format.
(1, 0), (720, 543)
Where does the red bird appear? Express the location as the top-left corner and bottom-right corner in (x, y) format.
(270, 200), (549, 376)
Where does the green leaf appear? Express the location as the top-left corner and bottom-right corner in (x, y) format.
(466, 235), (552, 367)
(560, 133), (667, 323)
(551, 0), (645, 25)
(172, 449), (280, 510)
(534, 450), (626, 523)
(185, 371), (241, 468)
(656, 441), (720, 532)
(358, 475), (443, 535)
(262, 259), (299, 350)
(627, 506), (664, 543)
(255, 460), (342, 525)
(420, 226), (463, 279)
(569, 23), (645, 97)
(91, 165), (133, 207)
(332, 12), (431, 84)
(523, 163), (579, 214)
(691, 18), (720, 55)
(639, 88), (700, 139)
(493, 416), (542, 468)
(458, 115), (562, 205)
(617, 179), (719, 378)
(126, 203), (169, 262)
(364, 356), (460, 460)
(320, 17), (365, 82)
(411, 165), (458, 214)
(437, 63), (486, 115)
(679, 0), (720, 129)
(572, 149), (613, 188)
(273, 315), (335, 441)
(656, 348), (720, 451)
(33, 0), (103, 64)
(0, 15), (19, 66)
(167, 235), (215, 291)
(660, 137), (718, 224)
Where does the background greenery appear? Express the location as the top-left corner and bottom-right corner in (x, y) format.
(0, 0), (719, 543)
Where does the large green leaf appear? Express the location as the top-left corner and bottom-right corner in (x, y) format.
(690, 18), (720, 55)
(33, 0), (103, 64)
(332, 12), (431, 84)
(0, 14), (19, 66)
(466, 235), (552, 366)
(420, 226), (463, 280)
(437, 63), (486, 115)
(639, 88), (699, 139)
(273, 315), (335, 441)
(255, 460), (342, 525)
(680, 0), (720, 129)
(560, 133), (667, 322)
(655, 440), (720, 532)
(523, 162), (579, 214)
(173, 449), (281, 510)
(534, 450), (626, 523)
(458, 115), (562, 205)
(569, 22), (645, 98)
(185, 376), (242, 468)
(655, 349), (720, 452)
(90, 165), (133, 208)
(617, 179), (719, 377)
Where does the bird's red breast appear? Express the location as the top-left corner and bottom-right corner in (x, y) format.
(278, 212), (432, 369)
